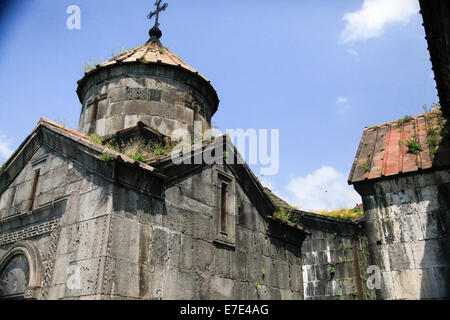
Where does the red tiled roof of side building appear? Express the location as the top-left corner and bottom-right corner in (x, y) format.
(348, 111), (450, 185)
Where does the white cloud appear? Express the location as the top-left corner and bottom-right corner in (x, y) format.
(0, 135), (13, 161)
(335, 97), (351, 114)
(347, 47), (359, 56)
(284, 166), (361, 211)
(340, 0), (419, 44)
(337, 96), (348, 104)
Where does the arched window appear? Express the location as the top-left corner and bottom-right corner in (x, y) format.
(0, 254), (30, 299)
(0, 241), (43, 300)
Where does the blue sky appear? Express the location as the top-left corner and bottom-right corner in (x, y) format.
(0, 0), (438, 210)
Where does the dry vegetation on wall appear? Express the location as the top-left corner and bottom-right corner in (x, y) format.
(273, 205), (365, 223)
(311, 207), (364, 221)
(88, 133), (178, 164)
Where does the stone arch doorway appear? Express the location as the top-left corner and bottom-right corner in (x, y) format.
(0, 241), (43, 300)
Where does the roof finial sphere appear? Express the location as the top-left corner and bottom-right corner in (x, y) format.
(149, 26), (162, 41)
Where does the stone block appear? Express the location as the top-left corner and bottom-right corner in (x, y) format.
(214, 246), (232, 277)
(52, 254), (71, 286)
(247, 253), (263, 283)
(411, 239), (447, 269)
(369, 243), (391, 271)
(325, 279), (342, 296)
(95, 118), (106, 136)
(397, 214), (424, 242)
(108, 87), (127, 103)
(113, 186), (138, 218)
(181, 236), (195, 271)
(167, 231), (182, 269)
(311, 239), (326, 252)
(161, 270), (199, 300)
(194, 240), (214, 271)
(48, 284), (66, 300)
(366, 219), (381, 245)
(280, 289), (294, 300)
(124, 114), (139, 129)
(104, 116), (124, 136)
(150, 228), (168, 266)
(233, 281), (250, 300)
(388, 243), (415, 271)
(420, 267), (450, 299)
(97, 99), (109, 119)
(194, 213), (213, 241)
(392, 269), (422, 299)
(163, 118), (176, 136)
(39, 165), (67, 194)
(107, 259), (141, 298)
(231, 250), (248, 281)
(209, 276), (234, 300)
(289, 263), (303, 292)
(109, 216), (141, 263)
(418, 211), (445, 240)
(125, 100), (152, 115)
(315, 263), (330, 281)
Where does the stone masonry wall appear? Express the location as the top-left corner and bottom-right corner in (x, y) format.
(0, 144), (114, 299)
(357, 170), (450, 299)
(106, 164), (305, 300)
(78, 63), (217, 138)
(299, 213), (375, 300)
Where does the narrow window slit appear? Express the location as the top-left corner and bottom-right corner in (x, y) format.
(25, 169), (40, 212)
(220, 182), (228, 234)
(91, 100), (98, 122)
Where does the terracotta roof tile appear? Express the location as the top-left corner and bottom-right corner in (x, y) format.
(84, 40), (210, 82)
(348, 111), (450, 184)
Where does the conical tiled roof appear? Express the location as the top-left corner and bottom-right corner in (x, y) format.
(81, 39), (210, 83)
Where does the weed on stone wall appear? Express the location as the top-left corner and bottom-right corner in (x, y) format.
(273, 208), (293, 223)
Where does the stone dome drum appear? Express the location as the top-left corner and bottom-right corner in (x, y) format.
(76, 32), (219, 139)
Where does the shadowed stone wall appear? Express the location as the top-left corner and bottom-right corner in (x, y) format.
(107, 164), (305, 300)
(0, 127), (164, 300)
(299, 213), (375, 300)
(77, 63), (218, 138)
(0, 129), (305, 300)
(355, 170), (450, 299)
(0, 143), (115, 299)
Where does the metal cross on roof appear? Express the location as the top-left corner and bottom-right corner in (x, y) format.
(147, 0), (168, 29)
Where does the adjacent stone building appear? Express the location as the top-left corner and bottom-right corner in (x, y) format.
(348, 111), (450, 299)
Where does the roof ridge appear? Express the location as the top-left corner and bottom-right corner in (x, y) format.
(364, 110), (443, 131)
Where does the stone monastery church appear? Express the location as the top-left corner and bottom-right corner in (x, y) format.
(0, 1), (448, 300)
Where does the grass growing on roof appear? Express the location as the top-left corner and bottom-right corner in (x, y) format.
(396, 115), (412, 127)
(99, 152), (114, 162)
(88, 133), (103, 145)
(363, 154), (371, 173)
